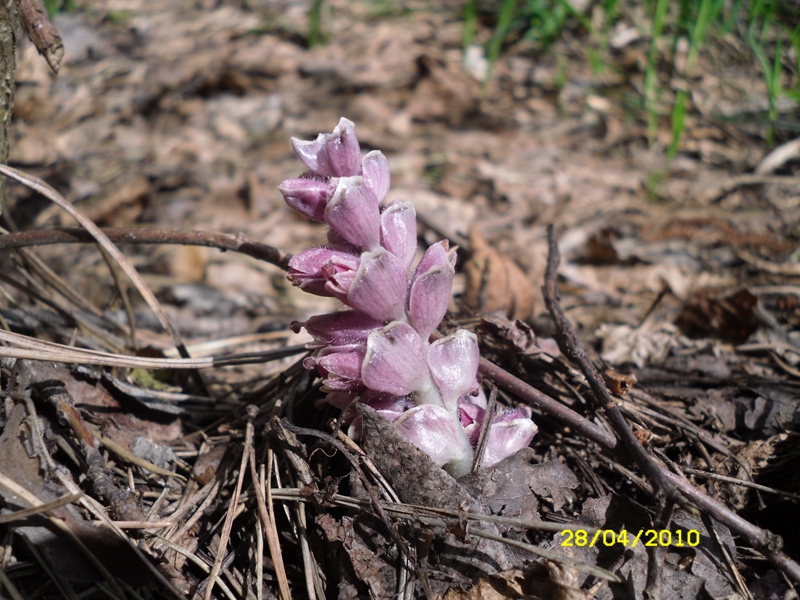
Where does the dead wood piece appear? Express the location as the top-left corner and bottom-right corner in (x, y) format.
(19, 0), (64, 73)
(0, 403), (151, 584)
(358, 405), (514, 576)
(24, 375), (145, 522)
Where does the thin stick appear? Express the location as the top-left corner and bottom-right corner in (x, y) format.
(152, 535), (238, 600)
(0, 492), (82, 524)
(542, 225), (677, 502)
(0, 225), (292, 270)
(471, 384), (498, 473)
(0, 567), (25, 600)
(0, 328), (306, 368)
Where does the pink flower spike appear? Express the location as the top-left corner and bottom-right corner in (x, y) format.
(325, 177), (381, 250)
(291, 117), (361, 177)
(361, 150), (390, 203)
(380, 200), (417, 269)
(362, 321), (429, 396)
(481, 407), (538, 469)
(393, 405), (474, 478)
(288, 247), (359, 296)
(347, 249), (408, 322)
(303, 311), (384, 346)
(428, 330), (480, 411)
(278, 177), (335, 222)
(408, 259), (454, 339)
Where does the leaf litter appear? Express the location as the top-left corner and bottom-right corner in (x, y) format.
(0, 0), (799, 598)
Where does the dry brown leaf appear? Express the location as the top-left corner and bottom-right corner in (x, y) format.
(463, 229), (534, 321)
(675, 287), (758, 343)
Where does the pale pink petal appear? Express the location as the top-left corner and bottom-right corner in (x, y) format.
(481, 407), (537, 469)
(380, 200), (417, 269)
(408, 260), (454, 339)
(325, 177), (380, 250)
(292, 136), (332, 177)
(347, 249), (408, 322)
(428, 330), (480, 411)
(291, 117), (360, 177)
(325, 118), (361, 177)
(412, 240), (455, 282)
(362, 321), (428, 396)
(394, 405), (474, 478)
(361, 150), (390, 203)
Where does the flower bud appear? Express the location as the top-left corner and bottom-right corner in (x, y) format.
(325, 177), (381, 250)
(303, 311), (384, 347)
(291, 117), (361, 177)
(362, 321), (430, 396)
(427, 330), (480, 411)
(287, 247), (359, 297)
(393, 404), (474, 478)
(313, 344), (366, 392)
(346, 248), (408, 322)
(380, 200), (417, 269)
(278, 176), (336, 222)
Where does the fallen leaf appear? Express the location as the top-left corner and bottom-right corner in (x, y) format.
(464, 229), (534, 321)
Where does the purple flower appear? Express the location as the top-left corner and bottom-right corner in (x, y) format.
(279, 175), (337, 222)
(408, 241), (456, 340)
(393, 404), (474, 478)
(346, 249), (408, 322)
(361, 150), (390, 203)
(362, 321), (431, 396)
(460, 403), (538, 469)
(309, 344), (366, 392)
(291, 117), (361, 177)
(380, 200), (417, 269)
(287, 247), (359, 298)
(481, 407), (538, 468)
(427, 330), (480, 411)
(325, 177), (381, 250)
(300, 311), (383, 348)
(281, 118), (538, 477)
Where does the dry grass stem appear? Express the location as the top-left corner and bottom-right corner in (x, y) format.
(249, 442), (291, 600)
(203, 407), (257, 600)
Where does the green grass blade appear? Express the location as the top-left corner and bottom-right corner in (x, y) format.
(644, 0), (670, 145)
(486, 0), (518, 81)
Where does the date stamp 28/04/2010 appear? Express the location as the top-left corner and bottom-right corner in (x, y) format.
(560, 529), (701, 548)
